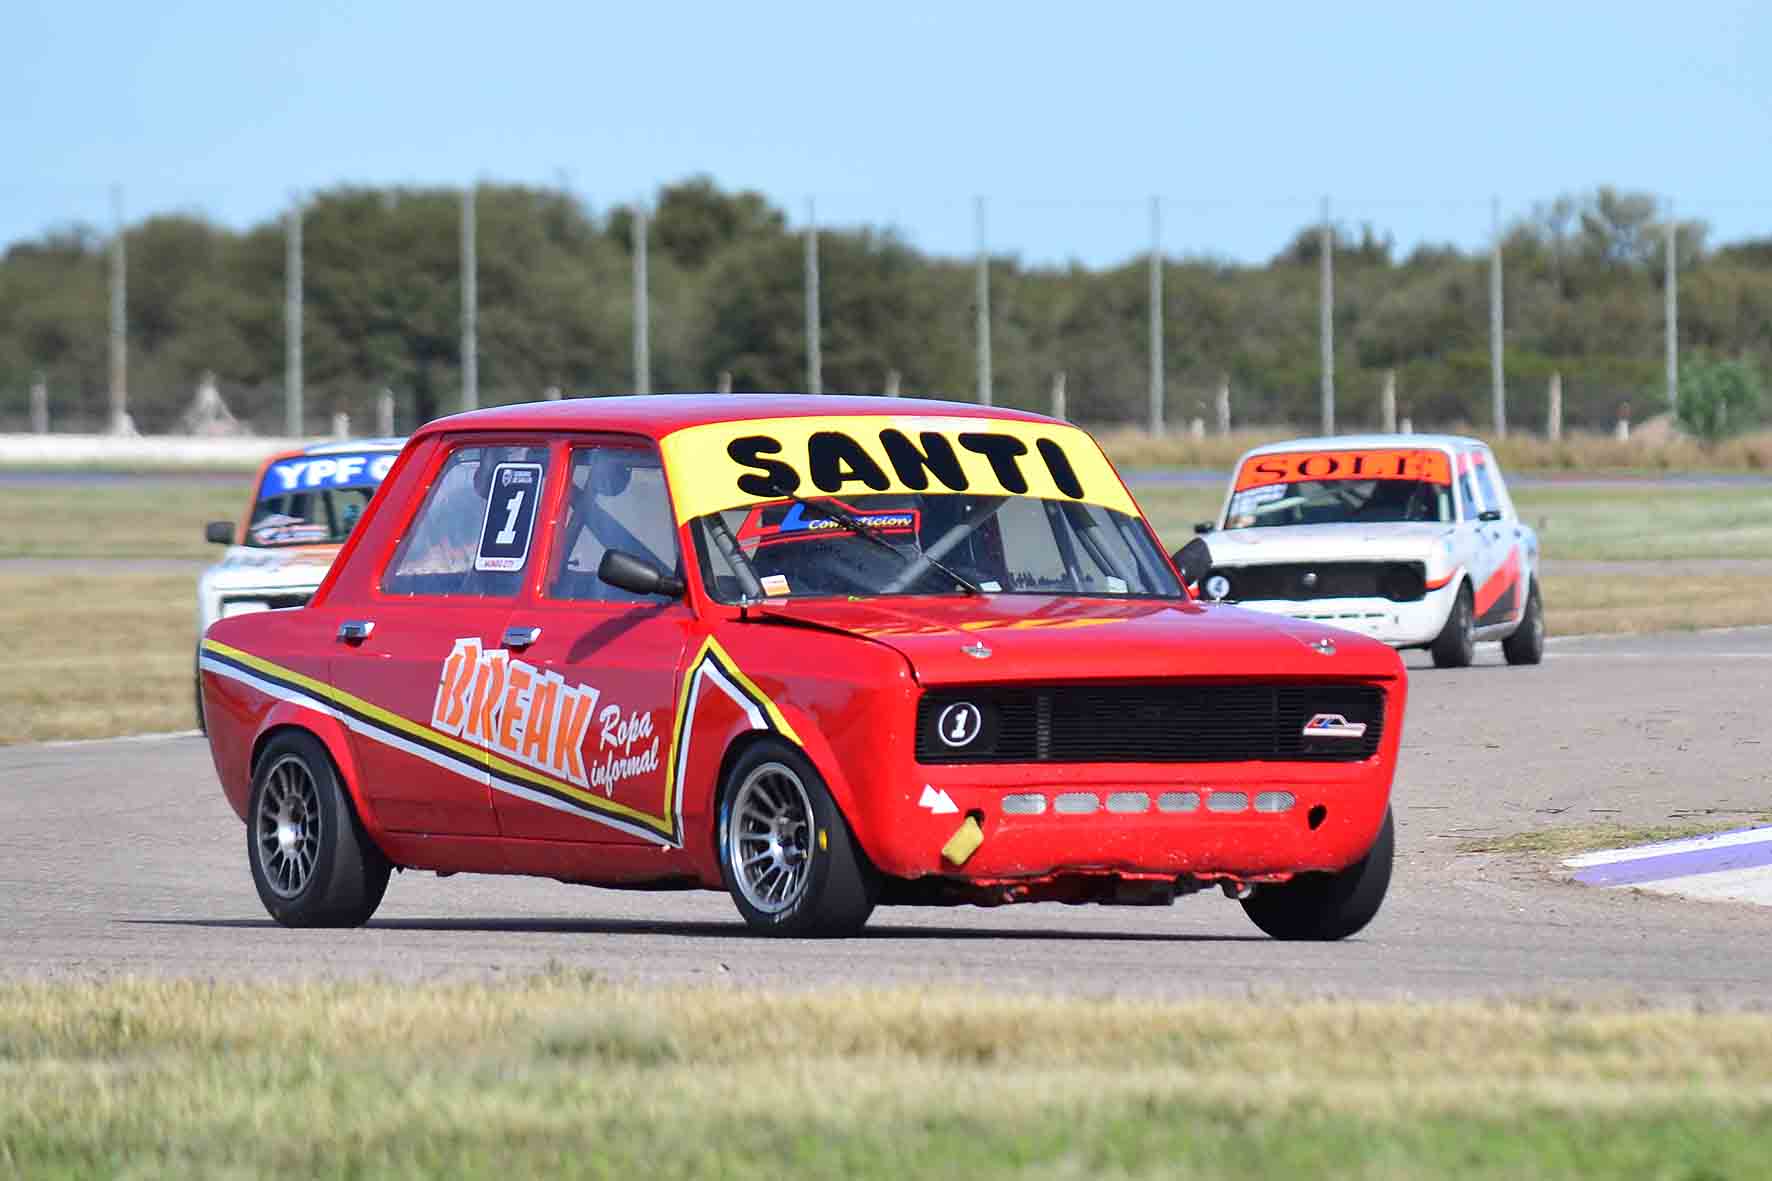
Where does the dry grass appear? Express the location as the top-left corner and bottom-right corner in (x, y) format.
(0, 572), (197, 743)
(1543, 573), (1772, 636)
(4, 975), (1772, 1178)
(1458, 819), (1770, 857)
(0, 477), (248, 560)
(1094, 426), (1772, 474)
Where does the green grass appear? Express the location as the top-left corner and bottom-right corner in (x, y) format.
(1514, 485), (1772, 561)
(5, 976), (1772, 1179)
(1130, 481), (1772, 562)
(0, 477), (249, 559)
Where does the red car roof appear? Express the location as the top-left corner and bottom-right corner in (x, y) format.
(414, 393), (1061, 442)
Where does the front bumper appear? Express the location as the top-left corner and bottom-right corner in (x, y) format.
(855, 758), (1394, 886)
(1227, 579), (1461, 648)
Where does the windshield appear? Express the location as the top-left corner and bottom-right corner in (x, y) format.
(1225, 448), (1453, 529)
(690, 492), (1183, 602)
(246, 450), (398, 547)
(1226, 478), (1451, 528)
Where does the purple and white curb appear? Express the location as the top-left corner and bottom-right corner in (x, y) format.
(1565, 826), (1772, 906)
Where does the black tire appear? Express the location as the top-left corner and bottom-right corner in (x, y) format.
(1502, 579), (1545, 666)
(716, 740), (878, 937)
(247, 731), (391, 928)
(1430, 583), (1475, 668)
(1241, 807), (1394, 941)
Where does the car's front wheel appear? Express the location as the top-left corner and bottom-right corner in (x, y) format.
(1430, 584), (1475, 668)
(1241, 807), (1393, 940)
(1502, 579), (1545, 666)
(717, 740), (878, 937)
(247, 731), (391, 927)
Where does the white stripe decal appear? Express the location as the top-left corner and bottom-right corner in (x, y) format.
(202, 655), (681, 846)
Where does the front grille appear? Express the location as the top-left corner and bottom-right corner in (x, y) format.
(916, 683), (1384, 764)
(1211, 562), (1425, 603)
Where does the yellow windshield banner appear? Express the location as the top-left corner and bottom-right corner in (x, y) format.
(659, 415), (1138, 523)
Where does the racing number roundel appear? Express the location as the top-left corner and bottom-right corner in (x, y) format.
(937, 701), (983, 748)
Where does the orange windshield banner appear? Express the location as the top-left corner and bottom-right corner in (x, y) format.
(1234, 448), (1451, 490)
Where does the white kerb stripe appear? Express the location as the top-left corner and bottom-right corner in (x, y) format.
(1562, 826), (1772, 869)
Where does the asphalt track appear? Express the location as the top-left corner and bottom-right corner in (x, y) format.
(4, 628), (1770, 1003)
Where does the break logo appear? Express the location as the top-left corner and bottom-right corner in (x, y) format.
(430, 638), (660, 796)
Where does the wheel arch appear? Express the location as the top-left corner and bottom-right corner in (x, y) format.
(249, 707), (385, 843)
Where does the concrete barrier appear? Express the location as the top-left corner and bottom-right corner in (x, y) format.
(0, 434), (309, 468)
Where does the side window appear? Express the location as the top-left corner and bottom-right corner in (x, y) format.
(1471, 458), (1501, 518)
(1456, 461), (1484, 521)
(548, 445), (680, 603)
(382, 444), (551, 597)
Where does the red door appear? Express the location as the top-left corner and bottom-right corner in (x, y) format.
(484, 601), (693, 845)
(325, 439), (554, 836)
(328, 607), (507, 835)
(486, 439), (694, 846)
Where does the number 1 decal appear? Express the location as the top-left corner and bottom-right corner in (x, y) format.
(493, 490), (526, 547)
(475, 462), (544, 572)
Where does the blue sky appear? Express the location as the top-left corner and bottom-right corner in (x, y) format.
(5, 0), (1769, 265)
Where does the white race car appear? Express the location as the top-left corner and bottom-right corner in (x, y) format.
(196, 438), (404, 726)
(1190, 434), (1543, 668)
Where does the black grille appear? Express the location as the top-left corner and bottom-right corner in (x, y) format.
(1210, 562), (1424, 603)
(916, 683), (1384, 764)
(222, 592), (312, 611)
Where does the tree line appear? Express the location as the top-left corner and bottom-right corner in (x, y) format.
(0, 178), (1765, 434)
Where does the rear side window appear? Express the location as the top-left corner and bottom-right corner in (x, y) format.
(382, 444), (551, 597)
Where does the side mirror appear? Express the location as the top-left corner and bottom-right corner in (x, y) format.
(1193, 521), (1216, 535)
(1172, 537), (1213, 588)
(597, 549), (685, 599)
(205, 521), (235, 545)
(1477, 509), (1503, 523)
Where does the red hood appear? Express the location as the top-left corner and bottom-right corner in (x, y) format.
(752, 595), (1403, 686)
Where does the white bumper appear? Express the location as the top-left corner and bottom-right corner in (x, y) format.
(1230, 578), (1461, 648)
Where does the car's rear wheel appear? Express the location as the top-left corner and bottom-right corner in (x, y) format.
(717, 740), (878, 937)
(1241, 807), (1393, 940)
(247, 731), (390, 928)
(1502, 579), (1545, 666)
(1430, 583), (1475, 668)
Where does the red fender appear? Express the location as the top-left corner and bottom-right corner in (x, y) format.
(251, 702), (386, 840)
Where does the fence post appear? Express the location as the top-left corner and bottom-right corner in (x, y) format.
(1400, 413), (1414, 436)
(1381, 369), (1397, 433)
(885, 370), (902, 398)
(1215, 377), (1230, 435)
(543, 385), (562, 401)
(1189, 416), (1205, 440)
(377, 389), (395, 435)
(1319, 195), (1334, 435)
(1050, 371), (1066, 420)
(332, 411), (350, 439)
(717, 371), (733, 395)
(1547, 373), (1562, 442)
(1615, 402), (1631, 442)
(30, 373), (48, 434)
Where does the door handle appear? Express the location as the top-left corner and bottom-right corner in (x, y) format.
(503, 625), (542, 649)
(337, 620), (375, 643)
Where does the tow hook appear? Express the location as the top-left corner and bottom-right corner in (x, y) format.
(941, 812), (986, 868)
(1220, 880), (1254, 900)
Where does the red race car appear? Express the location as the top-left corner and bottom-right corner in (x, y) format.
(200, 395), (1407, 939)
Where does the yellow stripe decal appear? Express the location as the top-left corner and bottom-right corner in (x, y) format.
(204, 633), (806, 846)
